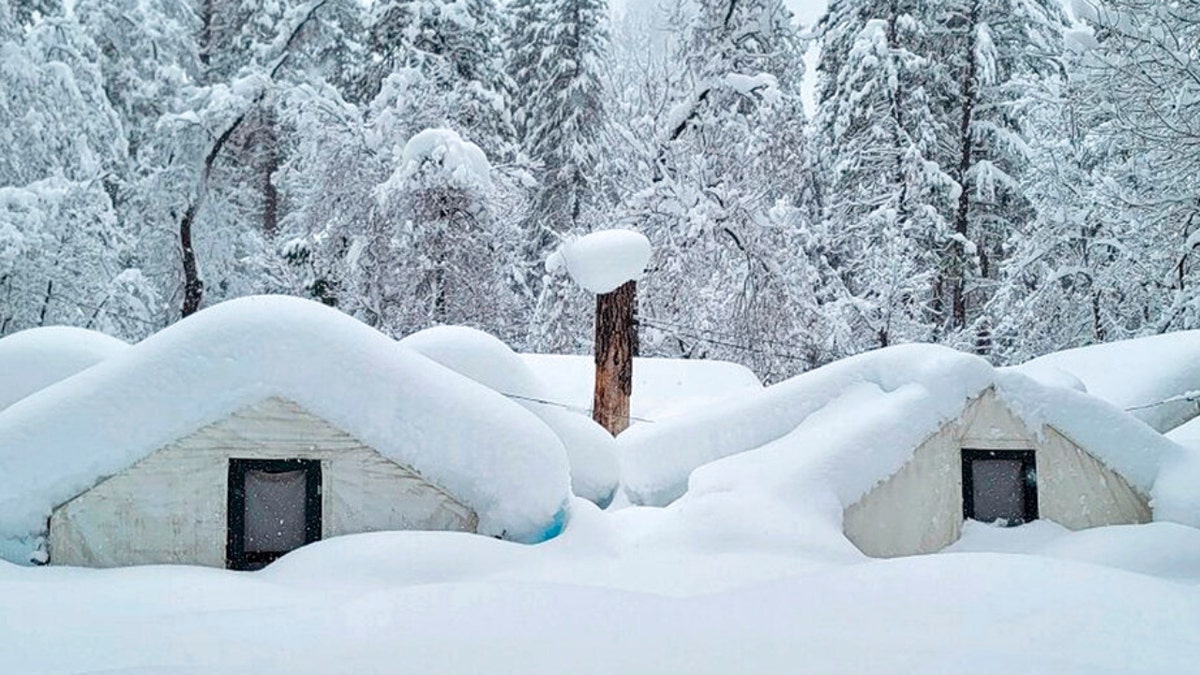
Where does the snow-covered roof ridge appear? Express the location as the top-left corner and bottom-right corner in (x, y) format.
(618, 343), (994, 506)
(1016, 330), (1200, 432)
(0, 326), (130, 412)
(621, 343), (1200, 527)
(399, 325), (619, 508)
(0, 296), (572, 561)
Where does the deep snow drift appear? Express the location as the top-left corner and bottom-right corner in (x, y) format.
(1, 502), (1198, 674)
(0, 296), (572, 562)
(0, 325), (129, 411)
(520, 352), (762, 422)
(1018, 330), (1200, 432)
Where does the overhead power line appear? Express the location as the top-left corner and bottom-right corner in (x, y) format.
(1124, 391), (1200, 412)
(499, 391), (656, 424)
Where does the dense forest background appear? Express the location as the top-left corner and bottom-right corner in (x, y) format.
(1, 0), (1197, 381)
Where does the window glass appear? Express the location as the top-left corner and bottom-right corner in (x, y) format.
(971, 458), (1025, 524)
(243, 468), (308, 553)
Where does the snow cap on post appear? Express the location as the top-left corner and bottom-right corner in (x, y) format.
(546, 229), (652, 294)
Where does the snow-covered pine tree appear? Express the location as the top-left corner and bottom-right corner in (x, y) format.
(367, 128), (514, 333)
(511, 0), (610, 235)
(931, 0), (1069, 353)
(1065, 0), (1200, 336)
(507, 0), (612, 352)
(359, 0), (513, 145)
(0, 4), (160, 337)
(813, 1), (957, 353)
(629, 0), (820, 380)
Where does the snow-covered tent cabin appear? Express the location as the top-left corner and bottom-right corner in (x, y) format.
(0, 326), (129, 412)
(0, 296), (571, 568)
(1018, 330), (1200, 433)
(621, 345), (1199, 558)
(842, 384), (1154, 557)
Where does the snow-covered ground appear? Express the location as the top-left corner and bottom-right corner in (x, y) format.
(2, 500), (1198, 673)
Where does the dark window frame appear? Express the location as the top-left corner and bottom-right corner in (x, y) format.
(226, 458), (322, 571)
(961, 449), (1038, 526)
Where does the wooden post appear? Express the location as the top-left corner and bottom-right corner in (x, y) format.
(593, 280), (636, 436)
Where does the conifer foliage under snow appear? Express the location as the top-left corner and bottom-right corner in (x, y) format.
(1, 0), (1199, 378)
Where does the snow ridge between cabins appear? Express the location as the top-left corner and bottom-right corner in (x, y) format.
(399, 325), (619, 508)
(1017, 330), (1200, 432)
(0, 296), (572, 563)
(0, 326), (130, 412)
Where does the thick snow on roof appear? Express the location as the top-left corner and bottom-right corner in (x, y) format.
(0, 296), (571, 561)
(0, 326), (130, 412)
(399, 325), (619, 507)
(1018, 330), (1200, 432)
(545, 229), (652, 294)
(620, 344), (1200, 528)
(520, 353), (762, 423)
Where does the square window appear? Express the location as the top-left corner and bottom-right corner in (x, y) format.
(227, 458), (321, 570)
(961, 449), (1038, 526)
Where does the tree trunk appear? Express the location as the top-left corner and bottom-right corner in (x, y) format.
(950, 0), (980, 332)
(180, 201), (204, 317)
(593, 280), (636, 436)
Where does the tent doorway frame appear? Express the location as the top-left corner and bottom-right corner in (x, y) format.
(226, 458), (322, 570)
(961, 449), (1038, 526)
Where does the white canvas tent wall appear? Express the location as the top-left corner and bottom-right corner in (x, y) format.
(844, 388), (1151, 558)
(49, 398), (478, 567)
(0, 296), (573, 567)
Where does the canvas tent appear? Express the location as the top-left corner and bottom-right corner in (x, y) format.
(843, 385), (1152, 557)
(0, 296), (572, 568)
(0, 326), (129, 412)
(620, 345), (1200, 558)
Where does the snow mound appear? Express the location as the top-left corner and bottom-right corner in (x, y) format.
(620, 344), (1200, 536)
(0, 326), (130, 412)
(546, 229), (652, 294)
(619, 344), (993, 507)
(1018, 330), (1200, 432)
(520, 353), (762, 423)
(0, 296), (571, 562)
(400, 326), (619, 507)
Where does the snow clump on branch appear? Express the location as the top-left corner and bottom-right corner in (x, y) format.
(398, 127), (492, 191)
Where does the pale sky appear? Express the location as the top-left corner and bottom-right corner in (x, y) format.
(609, 0), (829, 113)
(610, 0), (828, 24)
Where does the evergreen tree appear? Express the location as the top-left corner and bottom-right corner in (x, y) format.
(813, 2), (957, 352)
(507, 0), (612, 351)
(933, 0), (1068, 351)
